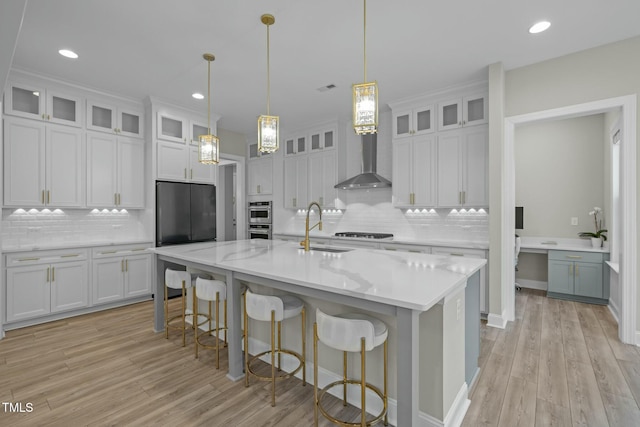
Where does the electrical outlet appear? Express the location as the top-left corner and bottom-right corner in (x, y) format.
(571, 217), (578, 226)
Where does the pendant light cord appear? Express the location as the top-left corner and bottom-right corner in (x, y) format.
(207, 58), (212, 134)
(266, 22), (271, 115)
(363, 0), (367, 83)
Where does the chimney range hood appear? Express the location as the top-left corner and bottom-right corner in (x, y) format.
(334, 133), (392, 190)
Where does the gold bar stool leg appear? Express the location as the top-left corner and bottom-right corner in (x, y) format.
(244, 292), (249, 388)
(301, 307), (306, 386)
(194, 285), (199, 358)
(384, 339), (388, 426)
(181, 280), (186, 347)
(343, 351), (348, 406)
(164, 282), (169, 339)
(313, 323), (319, 427)
(271, 310), (276, 407)
(277, 320), (282, 370)
(223, 300), (228, 345)
(361, 337), (366, 427)
(215, 291), (220, 370)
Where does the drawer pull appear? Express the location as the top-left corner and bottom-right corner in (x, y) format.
(100, 251), (118, 254)
(131, 248), (147, 252)
(450, 253), (465, 257)
(47, 267), (50, 282)
(52, 267), (55, 282)
(61, 254), (80, 258)
(18, 257), (40, 262)
(566, 255), (582, 259)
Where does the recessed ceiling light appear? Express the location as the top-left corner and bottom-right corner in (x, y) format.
(58, 49), (78, 59)
(529, 21), (551, 34)
(192, 93), (204, 100)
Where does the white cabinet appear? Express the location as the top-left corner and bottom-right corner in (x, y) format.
(92, 245), (152, 305)
(5, 81), (83, 127)
(157, 112), (188, 143)
(284, 134), (308, 156)
(156, 141), (217, 184)
(283, 156), (308, 208)
(4, 117), (83, 207)
(87, 132), (145, 208)
(432, 246), (488, 313)
(308, 151), (337, 208)
(438, 93), (487, 131)
(247, 157), (273, 196)
(392, 135), (436, 207)
(5, 249), (89, 322)
(87, 99), (144, 138)
(392, 105), (434, 138)
(437, 127), (488, 207)
(189, 120), (210, 145)
(309, 127), (336, 151)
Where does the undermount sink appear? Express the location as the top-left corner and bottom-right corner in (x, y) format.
(307, 247), (353, 253)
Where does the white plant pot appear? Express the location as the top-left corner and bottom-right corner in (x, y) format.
(591, 237), (601, 248)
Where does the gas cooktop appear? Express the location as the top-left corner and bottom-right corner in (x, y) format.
(334, 232), (394, 240)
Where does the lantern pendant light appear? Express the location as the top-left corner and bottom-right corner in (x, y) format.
(199, 53), (220, 164)
(352, 0), (378, 135)
(258, 14), (279, 153)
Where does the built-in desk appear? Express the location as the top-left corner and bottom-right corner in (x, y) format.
(519, 237), (610, 304)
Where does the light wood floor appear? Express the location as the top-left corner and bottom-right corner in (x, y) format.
(463, 289), (640, 427)
(2, 291), (640, 426)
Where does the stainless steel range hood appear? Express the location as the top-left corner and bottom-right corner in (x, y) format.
(334, 133), (392, 190)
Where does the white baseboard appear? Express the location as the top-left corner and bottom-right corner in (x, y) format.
(516, 279), (547, 291)
(487, 310), (507, 329)
(246, 337), (471, 426)
(608, 299), (620, 324)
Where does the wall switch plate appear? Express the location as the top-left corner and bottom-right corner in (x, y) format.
(571, 217), (578, 226)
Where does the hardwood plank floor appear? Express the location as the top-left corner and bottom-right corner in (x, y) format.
(464, 289), (640, 427)
(2, 289), (639, 426)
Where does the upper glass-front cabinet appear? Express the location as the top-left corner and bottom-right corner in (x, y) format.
(285, 134), (307, 156)
(5, 83), (83, 127)
(190, 120), (210, 145)
(438, 93), (487, 131)
(310, 128), (335, 151)
(392, 105), (434, 138)
(87, 100), (143, 137)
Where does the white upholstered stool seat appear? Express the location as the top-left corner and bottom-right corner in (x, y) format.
(193, 278), (228, 369)
(164, 269), (196, 347)
(314, 309), (388, 426)
(244, 289), (306, 407)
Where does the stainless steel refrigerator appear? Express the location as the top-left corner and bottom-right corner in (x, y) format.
(156, 181), (216, 247)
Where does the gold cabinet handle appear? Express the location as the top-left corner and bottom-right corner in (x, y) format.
(450, 253), (465, 257)
(190, 169), (193, 180)
(575, 264), (579, 276)
(47, 114), (51, 120)
(570, 264), (573, 275)
(567, 255), (582, 259)
(61, 254), (80, 258)
(101, 250), (117, 254)
(47, 267), (50, 282)
(125, 259), (128, 272)
(115, 193), (118, 205)
(52, 267), (55, 282)
(121, 259), (125, 272)
(118, 193), (121, 206)
(184, 168), (187, 179)
(42, 190), (45, 204)
(18, 257), (40, 262)
(47, 190), (51, 204)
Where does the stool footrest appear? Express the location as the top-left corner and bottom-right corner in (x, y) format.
(246, 349), (304, 382)
(317, 380), (387, 427)
(195, 328), (229, 349)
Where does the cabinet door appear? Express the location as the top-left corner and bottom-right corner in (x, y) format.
(189, 146), (217, 184)
(118, 138), (145, 208)
(574, 262), (603, 298)
(6, 265), (50, 321)
(3, 117), (46, 206)
(248, 157), (273, 196)
(393, 109), (413, 138)
(438, 98), (462, 131)
(462, 128), (488, 207)
(50, 261), (88, 313)
(46, 90), (82, 127)
(118, 107), (144, 138)
(5, 82), (46, 121)
(46, 124), (83, 207)
(87, 101), (117, 134)
(87, 132), (118, 207)
(463, 93), (487, 127)
(437, 132), (462, 207)
(413, 106), (434, 135)
(92, 258), (125, 304)
(157, 141), (188, 181)
(308, 152), (336, 207)
(392, 139), (412, 206)
(190, 120), (209, 145)
(548, 260), (574, 294)
(284, 156), (307, 208)
(412, 135), (436, 206)
(157, 113), (187, 143)
(124, 254), (151, 297)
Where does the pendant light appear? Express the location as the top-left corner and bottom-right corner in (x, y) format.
(352, 0), (378, 135)
(258, 14), (279, 153)
(199, 53), (220, 164)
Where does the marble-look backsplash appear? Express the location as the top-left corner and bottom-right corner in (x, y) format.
(1, 208), (148, 247)
(279, 188), (489, 242)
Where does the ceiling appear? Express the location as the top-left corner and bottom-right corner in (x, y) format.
(7, 0), (640, 136)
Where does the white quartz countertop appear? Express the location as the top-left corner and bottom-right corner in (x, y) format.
(149, 239), (486, 312)
(519, 236), (610, 254)
(273, 232), (489, 250)
(2, 239), (153, 253)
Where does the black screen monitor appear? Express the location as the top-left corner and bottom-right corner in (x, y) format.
(515, 206), (524, 230)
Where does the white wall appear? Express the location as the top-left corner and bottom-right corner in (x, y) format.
(515, 114), (605, 238)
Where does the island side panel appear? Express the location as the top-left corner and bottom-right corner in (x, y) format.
(443, 287), (467, 420)
(465, 270), (481, 387)
(153, 256), (165, 332)
(396, 307), (420, 427)
(227, 271), (245, 381)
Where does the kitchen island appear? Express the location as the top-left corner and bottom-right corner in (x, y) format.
(149, 239), (486, 426)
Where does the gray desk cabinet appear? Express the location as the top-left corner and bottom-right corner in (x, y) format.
(547, 250), (608, 304)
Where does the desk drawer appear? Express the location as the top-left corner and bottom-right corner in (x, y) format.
(548, 250), (603, 264)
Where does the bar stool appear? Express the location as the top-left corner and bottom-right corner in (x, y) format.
(243, 289), (306, 407)
(193, 277), (228, 369)
(164, 268), (194, 347)
(314, 309), (388, 427)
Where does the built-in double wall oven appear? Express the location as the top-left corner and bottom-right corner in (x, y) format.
(248, 201), (272, 239)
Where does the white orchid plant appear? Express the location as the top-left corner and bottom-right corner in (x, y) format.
(578, 207), (607, 241)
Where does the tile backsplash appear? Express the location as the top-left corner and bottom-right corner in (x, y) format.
(280, 188), (489, 242)
(1, 208), (148, 248)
